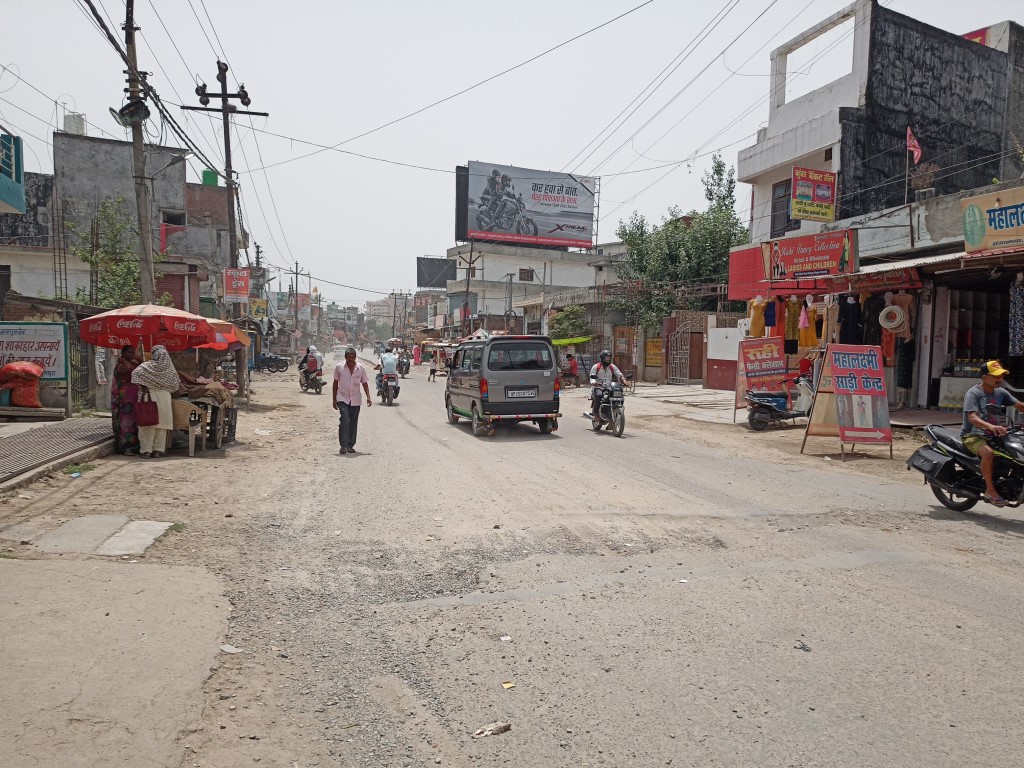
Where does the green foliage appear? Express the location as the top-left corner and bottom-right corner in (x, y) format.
(67, 197), (142, 309)
(548, 304), (590, 340)
(614, 154), (749, 326)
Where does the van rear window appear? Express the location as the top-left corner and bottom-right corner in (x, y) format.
(487, 342), (553, 371)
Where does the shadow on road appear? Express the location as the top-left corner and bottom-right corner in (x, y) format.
(925, 505), (1024, 538)
(448, 423), (562, 442)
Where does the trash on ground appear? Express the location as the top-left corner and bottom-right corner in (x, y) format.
(68, 472), (81, 478)
(254, 428), (272, 436)
(794, 641), (812, 652)
(500, 680), (516, 689)
(472, 721), (512, 739)
(678, 579), (688, 583)
(220, 644), (245, 654)
(500, 635), (512, 642)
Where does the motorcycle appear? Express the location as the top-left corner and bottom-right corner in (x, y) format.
(907, 418), (1024, 512)
(255, 353), (289, 373)
(745, 374), (814, 431)
(398, 355), (410, 378)
(377, 372), (400, 405)
(476, 192), (538, 237)
(299, 363), (325, 395)
(584, 380), (625, 437)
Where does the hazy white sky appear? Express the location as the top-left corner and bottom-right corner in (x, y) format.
(2, 1), (1020, 305)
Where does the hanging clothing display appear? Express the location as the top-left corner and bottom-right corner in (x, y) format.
(784, 297), (801, 354)
(824, 299), (840, 344)
(799, 305), (818, 348)
(892, 292), (915, 340)
(1009, 281), (1024, 356)
(764, 297), (777, 328)
(838, 299), (863, 344)
(895, 338), (915, 389)
(747, 298), (767, 338)
(861, 294), (885, 347)
(881, 328), (896, 366)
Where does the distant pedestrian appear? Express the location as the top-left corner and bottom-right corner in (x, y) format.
(562, 353), (580, 387)
(332, 347), (371, 454)
(428, 353), (437, 382)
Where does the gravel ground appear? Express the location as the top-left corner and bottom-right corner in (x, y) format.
(2, 362), (1023, 767)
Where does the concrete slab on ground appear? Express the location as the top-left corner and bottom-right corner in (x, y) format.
(0, 519), (51, 542)
(0, 559), (226, 768)
(34, 514), (129, 553)
(95, 520), (174, 556)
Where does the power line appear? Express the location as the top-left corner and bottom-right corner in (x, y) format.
(238, 0), (654, 174)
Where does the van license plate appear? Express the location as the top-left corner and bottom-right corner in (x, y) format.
(506, 388), (537, 398)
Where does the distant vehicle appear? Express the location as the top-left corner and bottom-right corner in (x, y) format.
(445, 335), (560, 436)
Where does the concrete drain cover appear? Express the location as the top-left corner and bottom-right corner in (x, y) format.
(34, 515), (173, 555)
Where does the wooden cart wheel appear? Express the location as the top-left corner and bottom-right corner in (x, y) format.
(207, 405), (224, 449)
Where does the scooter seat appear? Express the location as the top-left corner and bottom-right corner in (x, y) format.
(751, 391), (788, 400)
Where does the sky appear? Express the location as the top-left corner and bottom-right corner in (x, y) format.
(2, 0), (1021, 308)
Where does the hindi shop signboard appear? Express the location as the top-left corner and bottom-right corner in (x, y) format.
(224, 268), (250, 303)
(464, 161), (597, 248)
(791, 166), (836, 222)
(735, 338), (787, 410)
(0, 322), (69, 380)
(961, 187), (1024, 253)
(761, 230), (856, 281)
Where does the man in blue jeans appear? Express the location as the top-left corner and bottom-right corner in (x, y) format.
(332, 347), (372, 454)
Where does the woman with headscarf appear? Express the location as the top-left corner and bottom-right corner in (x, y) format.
(131, 345), (179, 458)
(412, 343), (421, 367)
(111, 344), (141, 456)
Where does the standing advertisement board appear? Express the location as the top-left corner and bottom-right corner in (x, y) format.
(761, 229), (856, 280)
(0, 322), (69, 380)
(297, 294), (311, 322)
(801, 343), (892, 459)
(734, 338), (787, 413)
(464, 161), (597, 248)
(224, 268), (250, 303)
(791, 166), (836, 222)
(250, 298), (268, 318)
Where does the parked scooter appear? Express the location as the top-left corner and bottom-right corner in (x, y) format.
(907, 411), (1024, 512)
(377, 372), (400, 405)
(745, 374), (814, 430)
(298, 363), (325, 395)
(584, 380), (626, 437)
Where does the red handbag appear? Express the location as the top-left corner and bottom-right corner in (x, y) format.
(136, 388), (159, 427)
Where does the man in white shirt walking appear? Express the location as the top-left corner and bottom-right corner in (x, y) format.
(332, 347), (372, 454)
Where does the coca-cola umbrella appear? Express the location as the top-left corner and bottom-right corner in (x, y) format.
(79, 304), (215, 351)
(193, 321), (252, 352)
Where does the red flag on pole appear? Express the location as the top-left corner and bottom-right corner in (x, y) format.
(906, 127), (922, 165)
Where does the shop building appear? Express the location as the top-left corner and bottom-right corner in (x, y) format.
(738, 0), (1024, 243)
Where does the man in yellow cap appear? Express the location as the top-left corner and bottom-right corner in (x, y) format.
(961, 360), (1024, 506)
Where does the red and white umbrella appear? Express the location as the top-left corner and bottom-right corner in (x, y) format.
(79, 304), (215, 351)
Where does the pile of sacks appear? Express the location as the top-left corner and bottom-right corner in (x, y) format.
(0, 361), (44, 408)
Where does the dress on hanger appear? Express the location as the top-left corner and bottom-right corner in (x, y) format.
(764, 298), (777, 328)
(892, 293), (915, 340)
(826, 300), (840, 344)
(784, 298), (801, 354)
(747, 298), (766, 338)
(1011, 282), (1024, 357)
(861, 294), (885, 346)
(838, 299), (862, 344)
(799, 305), (818, 348)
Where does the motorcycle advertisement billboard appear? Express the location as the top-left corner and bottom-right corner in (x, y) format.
(464, 161), (597, 249)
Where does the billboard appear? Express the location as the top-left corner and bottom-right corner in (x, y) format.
(224, 268), (250, 302)
(463, 161), (597, 248)
(0, 322), (69, 380)
(791, 166), (836, 222)
(761, 229), (856, 280)
(961, 187), (1024, 253)
(417, 257), (457, 289)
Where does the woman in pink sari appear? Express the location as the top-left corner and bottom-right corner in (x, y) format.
(412, 344), (421, 366)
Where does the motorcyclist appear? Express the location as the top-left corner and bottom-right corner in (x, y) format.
(480, 169), (502, 217)
(301, 346), (323, 386)
(298, 346), (313, 383)
(961, 360), (1024, 506)
(589, 350), (626, 420)
(374, 347), (399, 392)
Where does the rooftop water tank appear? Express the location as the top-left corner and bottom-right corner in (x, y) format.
(63, 113), (87, 136)
(201, 168), (219, 186)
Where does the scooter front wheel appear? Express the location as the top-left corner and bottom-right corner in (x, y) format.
(747, 407), (771, 431)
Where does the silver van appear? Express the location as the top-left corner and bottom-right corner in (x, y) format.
(445, 335), (560, 436)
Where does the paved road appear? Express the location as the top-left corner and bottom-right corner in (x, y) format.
(6, 363), (1022, 767)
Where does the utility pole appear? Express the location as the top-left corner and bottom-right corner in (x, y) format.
(123, 0), (157, 304)
(391, 291), (398, 338)
(293, 261), (301, 331)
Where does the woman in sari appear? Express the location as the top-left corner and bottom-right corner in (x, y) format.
(111, 345), (140, 455)
(131, 345), (180, 459)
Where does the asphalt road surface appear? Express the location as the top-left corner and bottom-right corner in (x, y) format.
(6, 362), (1023, 767)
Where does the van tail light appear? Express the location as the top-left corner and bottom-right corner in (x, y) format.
(554, 376), (561, 399)
(480, 378), (489, 399)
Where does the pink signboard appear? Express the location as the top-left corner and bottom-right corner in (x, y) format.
(829, 344), (891, 444)
(735, 338), (788, 409)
